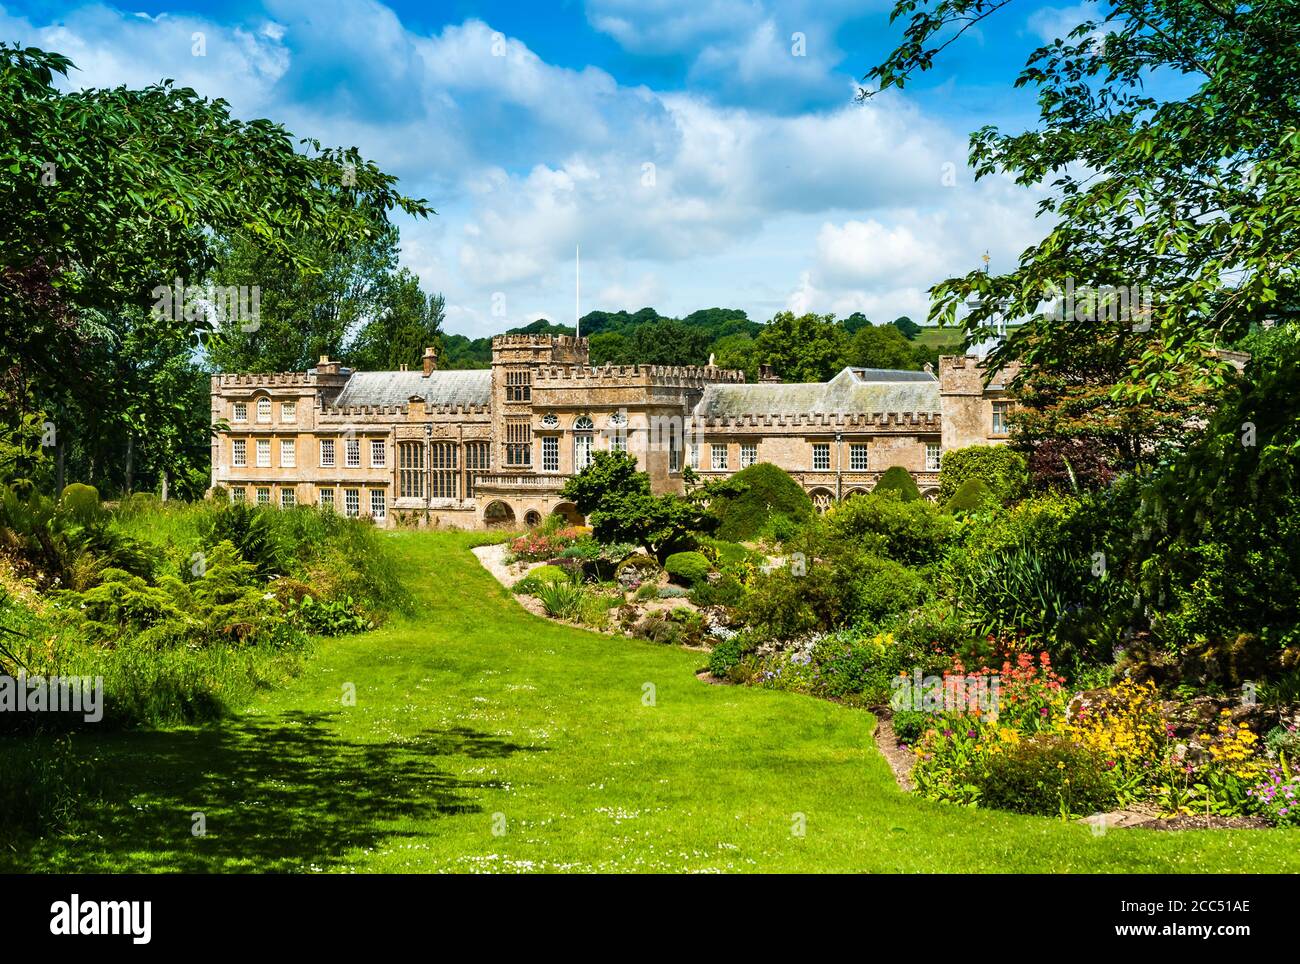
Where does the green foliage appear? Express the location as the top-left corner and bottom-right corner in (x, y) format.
(946, 494), (1130, 668)
(872, 466), (921, 501)
(707, 634), (749, 677)
(742, 522), (932, 642)
(0, 734), (106, 843)
(943, 477), (996, 514)
(938, 445), (1028, 503)
(346, 269), (446, 373)
(976, 736), (1117, 819)
(754, 311), (849, 382)
(709, 462), (813, 541)
(535, 580), (587, 620)
(869, 1), (1300, 415)
(825, 491), (955, 568)
(690, 573), (746, 608)
(293, 595), (374, 636)
(0, 483), (153, 589)
(58, 483), (100, 524)
(559, 451), (649, 515)
(1, 44), (428, 499)
(513, 565), (575, 595)
(199, 500), (288, 578)
(664, 551), (711, 586)
(1132, 326), (1300, 677)
(846, 323), (918, 370)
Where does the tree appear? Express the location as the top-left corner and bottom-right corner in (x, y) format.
(0, 44), (429, 494)
(846, 323), (919, 370)
(891, 316), (922, 340)
(205, 225), (400, 374)
(626, 319), (710, 366)
(709, 462), (813, 540)
(755, 312), (849, 382)
(873, 466), (922, 501)
(348, 269), (446, 372)
(588, 331), (631, 366)
(558, 451), (649, 514)
(843, 312), (873, 334)
(867, 1), (1300, 412)
(559, 451), (713, 559)
(710, 333), (758, 380)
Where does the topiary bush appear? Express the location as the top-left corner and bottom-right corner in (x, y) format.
(59, 483), (101, 525)
(664, 550), (711, 586)
(513, 564), (574, 595)
(872, 466), (921, 501)
(944, 477), (996, 514)
(938, 445), (1029, 503)
(709, 463), (812, 541)
(825, 491), (955, 568)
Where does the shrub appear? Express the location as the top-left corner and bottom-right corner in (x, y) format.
(657, 586), (689, 599)
(633, 613), (682, 645)
(891, 709), (931, 746)
(825, 491), (955, 568)
(293, 595), (374, 636)
(976, 735), (1117, 818)
(1248, 769), (1300, 827)
(1027, 438), (1115, 493)
(873, 466), (921, 501)
(664, 550), (711, 586)
(707, 634), (750, 676)
(199, 501), (288, 578)
(59, 483), (101, 524)
(809, 628), (942, 703)
(690, 573), (746, 608)
(709, 463), (812, 541)
(513, 564), (574, 595)
(534, 580), (587, 620)
(938, 445), (1029, 503)
(943, 478), (995, 514)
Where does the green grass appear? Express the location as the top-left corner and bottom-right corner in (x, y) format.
(5, 530), (1299, 872)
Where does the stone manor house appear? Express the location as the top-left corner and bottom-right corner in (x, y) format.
(209, 334), (1018, 528)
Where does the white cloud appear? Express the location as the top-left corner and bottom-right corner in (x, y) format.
(2, 0), (1049, 339)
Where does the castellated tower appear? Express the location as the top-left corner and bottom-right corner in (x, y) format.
(490, 334), (591, 473)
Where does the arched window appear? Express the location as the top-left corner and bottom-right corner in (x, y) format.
(573, 415), (594, 470)
(256, 397), (272, 423)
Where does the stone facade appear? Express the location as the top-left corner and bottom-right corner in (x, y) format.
(210, 334), (1016, 527)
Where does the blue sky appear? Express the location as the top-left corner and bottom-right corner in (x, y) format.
(1, 0), (1102, 338)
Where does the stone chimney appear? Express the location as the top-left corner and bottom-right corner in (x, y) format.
(421, 346), (438, 377)
(317, 355), (341, 376)
(758, 364), (781, 383)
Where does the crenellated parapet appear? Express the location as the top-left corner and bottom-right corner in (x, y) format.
(693, 411), (941, 430)
(534, 363), (745, 388)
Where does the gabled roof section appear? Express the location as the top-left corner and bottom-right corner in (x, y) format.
(331, 369), (491, 409)
(694, 366), (940, 418)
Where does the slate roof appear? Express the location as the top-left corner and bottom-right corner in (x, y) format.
(693, 366), (940, 418)
(331, 369), (492, 409)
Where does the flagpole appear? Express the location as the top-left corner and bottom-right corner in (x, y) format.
(575, 243), (580, 339)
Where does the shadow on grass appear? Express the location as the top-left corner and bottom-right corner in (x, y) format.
(2, 711), (542, 873)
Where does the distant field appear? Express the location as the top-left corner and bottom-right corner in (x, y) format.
(913, 324), (1022, 350)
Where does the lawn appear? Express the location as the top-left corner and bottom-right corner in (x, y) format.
(8, 530), (1299, 873)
